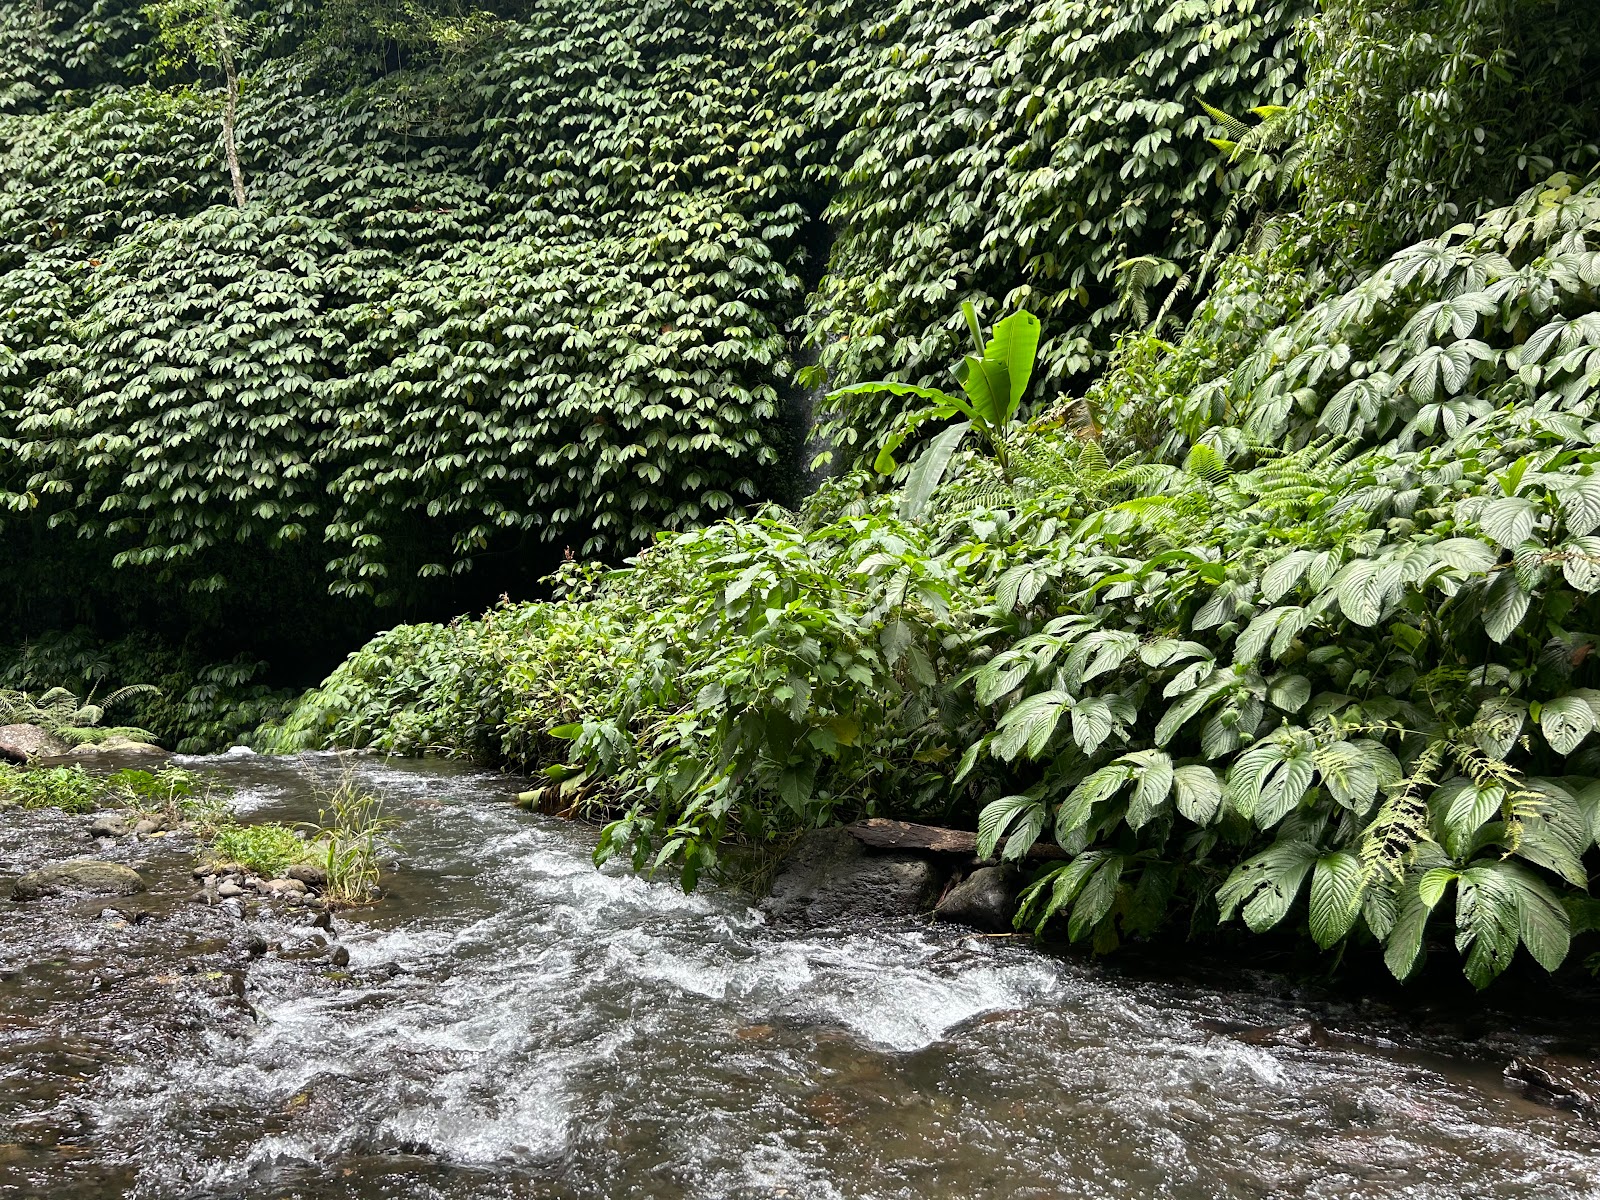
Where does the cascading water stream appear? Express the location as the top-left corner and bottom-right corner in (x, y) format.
(2, 753), (1598, 1199)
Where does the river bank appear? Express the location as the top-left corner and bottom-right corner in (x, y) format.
(2, 752), (1599, 1198)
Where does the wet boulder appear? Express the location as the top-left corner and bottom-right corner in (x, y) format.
(1505, 1054), (1600, 1118)
(934, 866), (1020, 933)
(11, 859), (147, 901)
(762, 827), (942, 926)
(0, 724), (70, 764)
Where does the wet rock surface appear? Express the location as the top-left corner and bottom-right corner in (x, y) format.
(762, 826), (943, 926)
(1505, 1053), (1600, 1118)
(11, 859), (147, 901)
(64, 736), (168, 758)
(86, 812), (132, 840)
(933, 864), (1019, 932)
(0, 723), (71, 763)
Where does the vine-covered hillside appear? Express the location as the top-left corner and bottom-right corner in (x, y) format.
(3, 0), (1332, 723)
(264, 0), (1600, 987)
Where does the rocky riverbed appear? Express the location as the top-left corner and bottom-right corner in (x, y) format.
(3, 752), (1600, 1199)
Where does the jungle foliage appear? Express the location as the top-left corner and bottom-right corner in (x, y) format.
(267, 0), (1600, 988)
(13, 0), (1596, 750)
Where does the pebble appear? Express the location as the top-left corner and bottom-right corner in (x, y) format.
(216, 881), (244, 898)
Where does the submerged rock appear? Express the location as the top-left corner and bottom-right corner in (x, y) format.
(1505, 1054), (1600, 1118)
(0, 724), (70, 764)
(11, 859), (147, 901)
(762, 827), (942, 926)
(933, 866), (1019, 933)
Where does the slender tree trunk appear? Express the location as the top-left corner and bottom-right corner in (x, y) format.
(216, 13), (246, 208)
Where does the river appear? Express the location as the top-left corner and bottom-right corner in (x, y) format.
(2, 752), (1598, 1198)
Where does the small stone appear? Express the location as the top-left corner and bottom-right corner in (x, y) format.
(88, 813), (132, 839)
(308, 910), (333, 931)
(327, 946), (350, 968)
(11, 860), (147, 901)
(216, 881), (245, 898)
(230, 934), (268, 960)
(132, 818), (161, 837)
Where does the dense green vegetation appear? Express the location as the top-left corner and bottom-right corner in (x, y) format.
(0, 0), (1336, 739)
(0, 761), (226, 822)
(11, 0), (1600, 987)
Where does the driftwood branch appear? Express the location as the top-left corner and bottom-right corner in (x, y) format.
(844, 818), (1067, 860)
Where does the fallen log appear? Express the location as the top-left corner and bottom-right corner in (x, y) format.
(844, 818), (1067, 861)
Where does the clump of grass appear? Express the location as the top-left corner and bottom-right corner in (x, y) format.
(299, 778), (400, 907)
(193, 768), (400, 905)
(0, 763), (103, 813)
(207, 822), (313, 879)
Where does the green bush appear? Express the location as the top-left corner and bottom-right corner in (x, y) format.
(803, 0), (1305, 459)
(0, 764), (103, 812)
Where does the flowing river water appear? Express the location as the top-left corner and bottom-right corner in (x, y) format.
(3, 752), (1600, 1198)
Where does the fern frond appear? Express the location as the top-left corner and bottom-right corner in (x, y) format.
(1360, 740), (1445, 886)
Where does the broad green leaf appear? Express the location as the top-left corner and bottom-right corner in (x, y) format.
(1539, 694), (1596, 754)
(1479, 495), (1538, 549)
(1122, 749), (1173, 830)
(1383, 879), (1432, 982)
(1309, 852), (1364, 948)
(1555, 473), (1600, 537)
(1216, 838), (1317, 930)
(1455, 864), (1525, 988)
(1068, 855), (1125, 942)
(1172, 764), (1223, 824)
(1268, 672), (1311, 713)
(1055, 765), (1129, 841)
(977, 794), (1041, 859)
(899, 421), (971, 520)
(992, 690), (1070, 761)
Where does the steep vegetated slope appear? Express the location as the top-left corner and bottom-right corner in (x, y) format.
(1, 0), (1321, 745)
(267, 0), (1600, 987)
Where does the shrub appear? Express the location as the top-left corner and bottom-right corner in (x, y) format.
(0, 764), (103, 813)
(206, 822), (311, 879)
